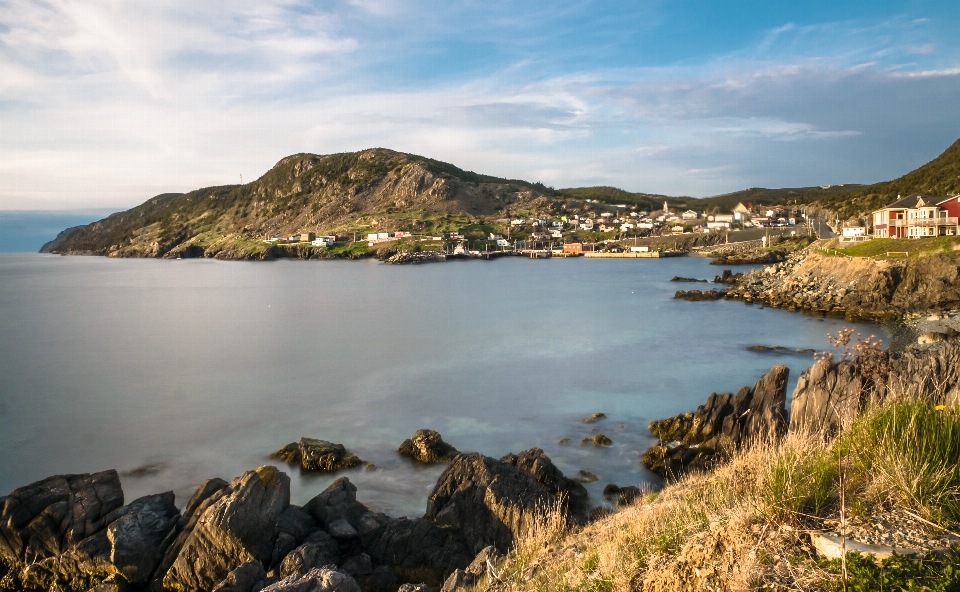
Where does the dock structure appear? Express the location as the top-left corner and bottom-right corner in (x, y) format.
(520, 249), (553, 259)
(584, 251), (685, 259)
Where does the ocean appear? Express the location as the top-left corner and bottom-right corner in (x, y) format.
(0, 253), (889, 516)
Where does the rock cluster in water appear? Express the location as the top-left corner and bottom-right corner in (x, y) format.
(0, 439), (590, 592)
(272, 438), (363, 472)
(397, 430), (459, 463)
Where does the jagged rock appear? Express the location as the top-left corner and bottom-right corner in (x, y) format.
(273, 439), (362, 472)
(580, 434), (612, 446)
(788, 359), (865, 436)
(642, 365), (789, 478)
(360, 514), (471, 586)
(616, 486), (642, 506)
(397, 584), (431, 592)
(425, 453), (555, 554)
(713, 269), (743, 284)
(581, 412), (606, 423)
(340, 553), (372, 577)
(918, 331), (949, 344)
(303, 478), (368, 529)
(104, 492), (180, 585)
(365, 565), (397, 592)
(213, 560), (267, 592)
(440, 546), (502, 592)
(279, 531), (340, 579)
(397, 430), (459, 463)
(500, 448), (589, 516)
(162, 466), (291, 591)
(670, 276), (708, 283)
(0, 470), (124, 567)
(746, 345), (816, 356)
(261, 567), (360, 592)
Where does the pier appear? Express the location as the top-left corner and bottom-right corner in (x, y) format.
(584, 251), (685, 259)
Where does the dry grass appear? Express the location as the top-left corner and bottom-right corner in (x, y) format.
(474, 398), (960, 592)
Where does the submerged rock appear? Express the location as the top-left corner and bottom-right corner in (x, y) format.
(581, 412), (606, 423)
(398, 430), (459, 463)
(272, 438), (363, 472)
(673, 289), (727, 301)
(580, 434), (612, 446)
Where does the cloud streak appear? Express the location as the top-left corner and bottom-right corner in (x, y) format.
(1, 2), (959, 208)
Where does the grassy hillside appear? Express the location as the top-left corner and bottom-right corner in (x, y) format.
(819, 137), (960, 218)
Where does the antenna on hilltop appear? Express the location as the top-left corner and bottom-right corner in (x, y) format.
(240, 174), (243, 185)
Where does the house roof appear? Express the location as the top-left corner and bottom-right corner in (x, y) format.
(881, 193), (942, 210)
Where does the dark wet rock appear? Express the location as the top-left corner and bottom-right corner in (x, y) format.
(365, 565), (397, 592)
(440, 546), (502, 592)
(573, 471), (598, 483)
(162, 466), (291, 591)
(673, 289), (727, 301)
(581, 412), (606, 423)
(279, 531), (340, 579)
(746, 345), (817, 356)
(642, 365), (789, 479)
(397, 584), (431, 592)
(361, 514), (471, 586)
(713, 270), (743, 284)
(616, 486), (642, 506)
(103, 492), (180, 585)
(398, 430), (459, 463)
(0, 470), (124, 566)
(261, 567), (360, 592)
(273, 439), (362, 472)
(601, 484), (620, 496)
(213, 560), (267, 592)
(425, 453), (555, 554)
(557, 438), (571, 445)
(340, 553), (372, 577)
(580, 434), (612, 446)
(670, 276), (708, 283)
(500, 448), (589, 516)
(303, 478), (368, 530)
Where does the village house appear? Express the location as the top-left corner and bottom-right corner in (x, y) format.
(681, 210), (699, 220)
(872, 193), (960, 238)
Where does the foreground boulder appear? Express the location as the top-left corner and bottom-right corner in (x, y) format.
(426, 452), (559, 554)
(273, 438), (363, 472)
(642, 365), (789, 478)
(500, 448), (589, 517)
(162, 466), (291, 591)
(261, 566), (360, 592)
(398, 430), (459, 463)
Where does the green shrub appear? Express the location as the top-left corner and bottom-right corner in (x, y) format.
(821, 548), (960, 591)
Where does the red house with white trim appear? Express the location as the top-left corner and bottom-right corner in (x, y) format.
(872, 194), (960, 238)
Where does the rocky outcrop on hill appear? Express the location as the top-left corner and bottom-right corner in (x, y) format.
(641, 365), (789, 478)
(272, 439), (363, 472)
(384, 252), (447, 264)
(723, 251), (960, 320)
(398, 430), (459, 463)
(426, 452), (565, 554)
(710, 249), (786, 265)
(500, 448), (589, 517)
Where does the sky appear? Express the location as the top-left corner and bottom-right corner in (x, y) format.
(2, 1), (960, 210)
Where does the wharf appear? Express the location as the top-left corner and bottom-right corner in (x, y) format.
(584, 251), (685, 259)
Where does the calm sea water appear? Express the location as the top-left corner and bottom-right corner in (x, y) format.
(0, 254), (889, 516)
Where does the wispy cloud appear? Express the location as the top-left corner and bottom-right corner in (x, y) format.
(1, 2), (959, 208)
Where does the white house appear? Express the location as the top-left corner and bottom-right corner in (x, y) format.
(681, 210), (699, 220)
(311, 236), (336, 247)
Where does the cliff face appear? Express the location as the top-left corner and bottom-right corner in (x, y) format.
(52, 149), (558, 259)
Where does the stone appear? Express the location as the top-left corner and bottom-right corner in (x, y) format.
(301, 439), (362, 472)
(811, 533), (919, 561)
(279, 531), (340, 579)
(601, 484), (620, 495)
(0, 470), (124, 566)
(397, 430), (459, 463)
(397, 584), (431, 592)
(500, 448), (589, 516)
(303, 478), (368, 529)
(617, 486), (642, 506)
(918, 332), (949, 344)
(573, 471), (598, 483)
(260, 567), (360, 592)
(340, 553), (372, 576)
(642, 365), (789, 479)
(327, 519), (358, 540)
(426, 453), (554, 553)
(104, 492), (180, 585)
(361, 515), (471, 584)
(162, 466), (291, 591)
(366, 566), (397, 592)
(581, 412), (606, 423)
(788, 359), (865, 436)
(213, 560), (268, 592)
(580, 434), (612, 446)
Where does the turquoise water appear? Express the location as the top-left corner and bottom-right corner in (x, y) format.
(0, 254), (889, 516)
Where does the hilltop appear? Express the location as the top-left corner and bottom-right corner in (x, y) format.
(52, 149), (568, 259)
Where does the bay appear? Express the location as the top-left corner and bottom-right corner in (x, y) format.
(0, 253), (888, 517)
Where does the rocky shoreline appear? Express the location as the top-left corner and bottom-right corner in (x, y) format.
(0, 435), (593, 592)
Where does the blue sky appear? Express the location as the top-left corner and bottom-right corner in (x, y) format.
(2, 0), (960, 210)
